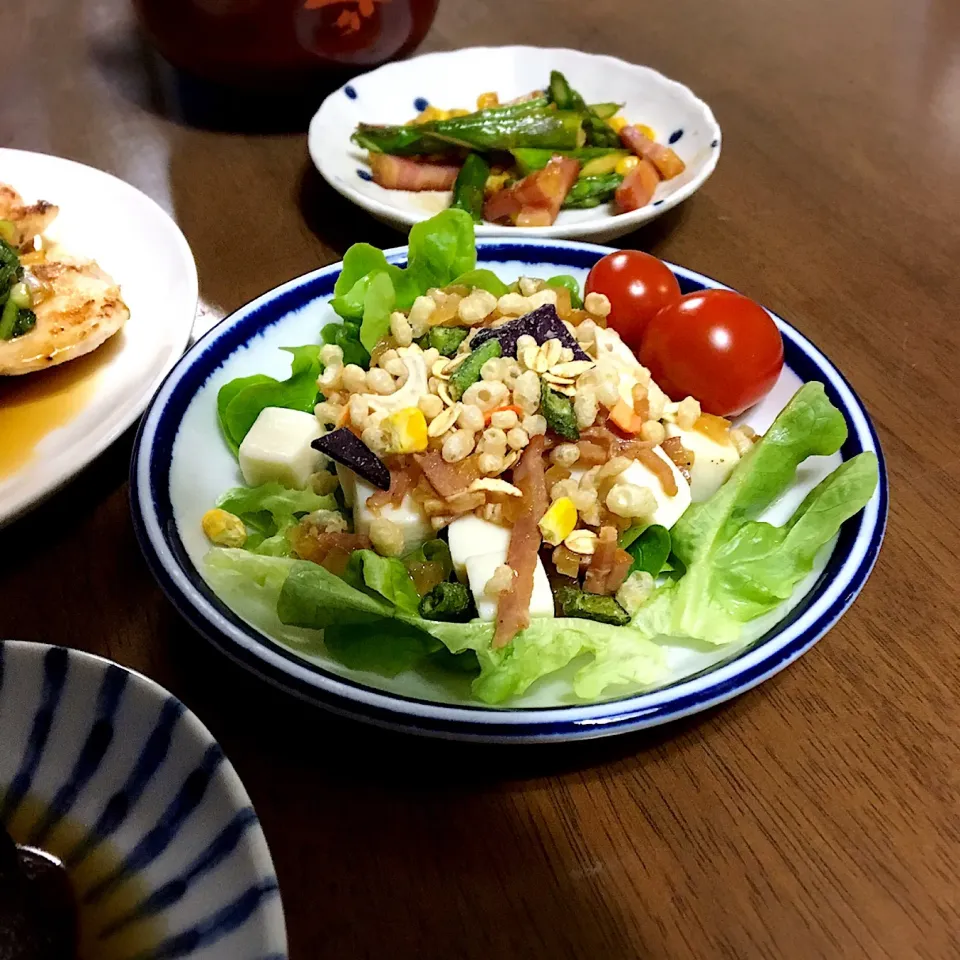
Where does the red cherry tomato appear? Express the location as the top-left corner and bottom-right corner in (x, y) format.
(584, 250), (681, 352)
(639, 289), (784, 416)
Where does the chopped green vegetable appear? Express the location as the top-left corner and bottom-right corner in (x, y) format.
(562, 174), (623, 209)
(580, 154), (624, 178)
(10, 308), (35, 339)
(353, 109), (585, 156)
(626, 525), (671, 576)
(546, 275), (583, 308)
(547, 70), (620, 148)
(0, 297), (19, 340)
(554, 585), (631, 626)
(450, 269), (509, 298)
(419, 581), (472, 621)
(422, 325), (468, 357)
(588, 102), (623, 120)
(510, 147), (628, 176)
(9, 281), (31, 309)
(217, 344), (321, 456)
(0, 238), (23, 304)
(449, 338), (501, 400)
(451, 153), (490, 223)
(540, 379), (579, 440)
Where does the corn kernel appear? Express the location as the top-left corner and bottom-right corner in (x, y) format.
(608, 115), (628, 133)
(477, 91), (499, 109)
(615, 154), (641, 176)
(538, 497), (578, 546)
(381, 407), (428, 454)
(485, 172), (512, 196)
(202, 508), (247, 548)
(636, 124), (656, 141)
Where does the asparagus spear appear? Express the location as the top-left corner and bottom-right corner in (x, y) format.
(588, 102), (624, 120)
(511, 147), (628, 176)
(353, 108), (585, 156)
(561, 173), (623, 209)
(451, 153), (490, 223)
(547, 70), (621, 148)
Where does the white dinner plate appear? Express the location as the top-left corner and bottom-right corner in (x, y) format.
(309, 46), (721, 242)
(0, 148), (198, 527)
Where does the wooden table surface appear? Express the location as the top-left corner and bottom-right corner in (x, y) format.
(3, 0), (959, 956)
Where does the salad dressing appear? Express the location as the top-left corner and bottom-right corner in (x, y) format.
(0, 336), (118, 480)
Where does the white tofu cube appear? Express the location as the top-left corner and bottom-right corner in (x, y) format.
(335, 462), (357, 506)
(350, 472), (432, 554)
(664, 423), (740, 501)
(447, 515), (512, 582)
(619, 448), (692, 530)
(465, 550), (555, 622)
(238, 407), (321, 490)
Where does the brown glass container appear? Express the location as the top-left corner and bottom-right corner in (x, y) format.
(134, 0), (440, 89)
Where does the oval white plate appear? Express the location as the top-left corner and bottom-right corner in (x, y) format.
(0, 148), (198, 528)
(309, 45), (721, 243)
(131, 238), (886, 743)
(0, 639), (287, 958)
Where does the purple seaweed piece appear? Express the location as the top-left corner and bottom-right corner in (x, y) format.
(313, 428), (391, 491)
(470, 304), (591, 362)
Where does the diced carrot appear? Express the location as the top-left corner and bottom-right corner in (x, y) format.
(483, 404), (525, 426)
(608, 399), (645, 434)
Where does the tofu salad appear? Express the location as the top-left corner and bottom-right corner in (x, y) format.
(203, 210), (878, 704)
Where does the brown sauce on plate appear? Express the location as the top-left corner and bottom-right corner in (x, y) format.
(0, 336), (120, 480)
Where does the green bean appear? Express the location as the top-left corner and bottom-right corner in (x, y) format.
(588, 102), (623, 120)
(547, 70), (621, 148)
(554, 585), (631, 626)
(451, 153), (490, 223)
(419, 581), (472, 621)
(510, 148), (628, 176)
(540, 380), (579, 441)
(353, 109), (585, 156)
(449, 339), (501, 400)
(562, 174), (623, 209)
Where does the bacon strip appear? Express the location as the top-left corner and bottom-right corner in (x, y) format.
(369, 154), (461, 192)
(614, 156), (661, 213)
(638, 448), (678, 496)
(618, 126), (686, 180)
(584, 526), (618, 595)
(414, 452), (480, 498)
(484, 156), (580, 227)
(494, 436), (548, 648)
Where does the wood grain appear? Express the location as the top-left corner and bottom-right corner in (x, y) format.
(2, 0), (959, 956)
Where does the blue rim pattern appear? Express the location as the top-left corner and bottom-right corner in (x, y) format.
(130, 239), (887, 743)
(0, 642), (286, 956)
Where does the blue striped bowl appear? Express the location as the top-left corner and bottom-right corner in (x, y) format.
(0, 640), (287, 958)
(131, 238), (887, 743)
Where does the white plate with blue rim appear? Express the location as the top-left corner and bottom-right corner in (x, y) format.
(130, 238), (887, 743)
(308, 46), (721, 243)
(0, 639), (287, 957)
